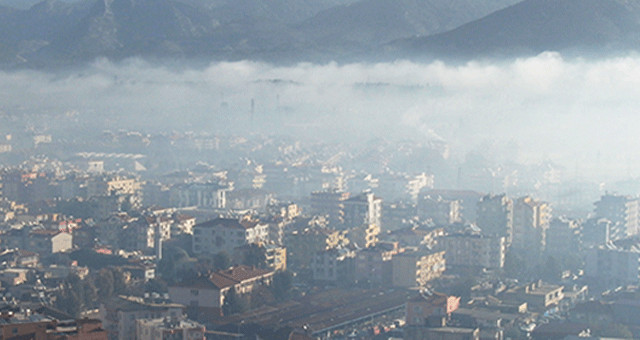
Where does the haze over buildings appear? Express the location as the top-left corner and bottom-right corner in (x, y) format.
(1, 1), (640, 340)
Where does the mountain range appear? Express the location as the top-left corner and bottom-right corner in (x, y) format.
(386, 0), (640, 59)
(1, 0), (640, 68)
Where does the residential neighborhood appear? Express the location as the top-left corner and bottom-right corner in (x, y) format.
(0, 127), (637, 340)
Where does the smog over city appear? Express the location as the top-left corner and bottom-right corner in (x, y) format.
(2, 0), (640, 339)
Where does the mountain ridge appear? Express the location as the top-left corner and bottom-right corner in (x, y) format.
(385, 0), (640, 59)
(4, 0), (640, 68)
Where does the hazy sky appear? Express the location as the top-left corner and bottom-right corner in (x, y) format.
(2, 52), (640, 180)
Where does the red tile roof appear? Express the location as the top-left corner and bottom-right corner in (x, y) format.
(175, 265), (274, 290)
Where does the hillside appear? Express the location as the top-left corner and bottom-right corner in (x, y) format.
(387, 0), (640, 58)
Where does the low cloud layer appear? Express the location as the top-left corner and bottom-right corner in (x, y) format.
(2, 52), (640, 180)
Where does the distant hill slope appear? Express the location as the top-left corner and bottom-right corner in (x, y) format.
(6, 0), (640, 67)
(295, 0), (522, 47)
(387, 0), (640, 58)
(207, 0), (361, 25)
(26, 0), (223, 62)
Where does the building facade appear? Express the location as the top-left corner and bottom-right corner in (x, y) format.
(192, 217), (268, 256)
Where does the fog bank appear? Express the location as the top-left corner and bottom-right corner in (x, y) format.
(2, 52), (640, 180)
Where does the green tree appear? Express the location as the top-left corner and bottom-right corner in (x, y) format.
(96, 268), (115, 299)
(250, 285), (275, 308)
(54, 274), (93, 317)
(158, 245), (191, 282)
(270, 271), (293, 302)
(111, 267), (128, 294)
(222, 289), (249, 316)
(54, 290), (83, 317)
(83, 277), (98, 308)
(242, 245), (266, 269)
(213, 251), (231, 271)
(144, 278), (168, 294)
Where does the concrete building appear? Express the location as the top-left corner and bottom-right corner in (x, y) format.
(354, 242), (399, 287)
(343, 192), (382, 229)
(27, 230), (73, 254)
(476, 194), (513, 243)
(0, 268), (29, 286)
(0, 309), (107, 340)
(442, 233), (506, 270)
(392, 249), (445, 288)
(232, 243), (287, 272)
(266, 202), (300, 221)
(87, 175), (139, 198)
(226, 188), (274, 211)
(417, 196), (461, 226)
(406, 290), (460, 327)
(512, 196), (551, 252)
(136, 317), (205, 340)
(582, 217), (611, 247)
(385, 224), (444, 248)
(382, 201), (418, 227)
(404, 291), (479, 340)
(169, 182), (231, 209)
(311, 247), (356, 285)
(100, 296), (185, 340)
(170, 213), (196, 237)
(310, 189), (349, 226)
(545, 217), (581, 257)
(119, 215), (172, 252)
(594, 193), (640, 240)
(264, 243), (287, 271)
(585, 243), (640, 286)
(502, 281), (564, 312)
(348, 223), (380, 248)
(423, 190), (484, 223)
(192, 217), (268, 256)
(375, 172), (434, 203)
(168, 265), (274, 318)
(285, 226), (349, 270)
(49, 319), (109, 340)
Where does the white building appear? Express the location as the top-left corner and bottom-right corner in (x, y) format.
(192, 217), (269, 255)
(311, 247), (355, 283)
(343, 192), (382, 229)
(169, 182), (231, 209)
(585, 243), (640, 287)
(168, 265), (274, 316)
(442, 233), (506, 269)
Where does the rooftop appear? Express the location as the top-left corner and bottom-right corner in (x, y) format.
(102, 296), (184, 312)
(174, 265), (274, 290)
(138, 317), (204, 330)
(194, 218), (260, 231)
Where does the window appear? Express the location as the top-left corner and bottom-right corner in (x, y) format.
(191, 289), (199, 296)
